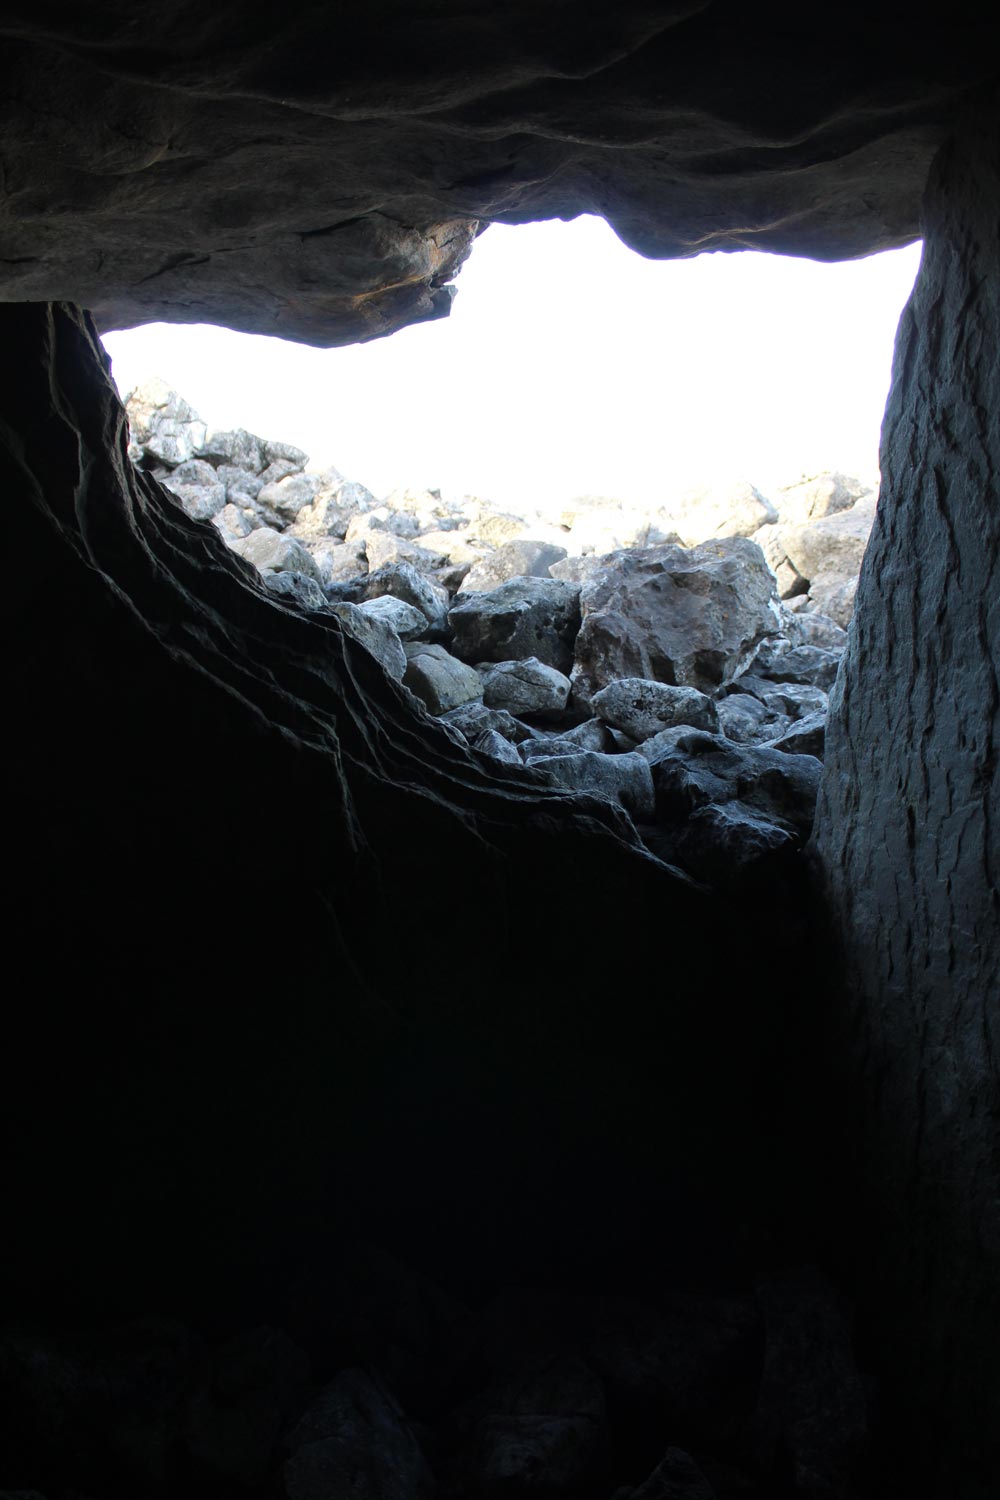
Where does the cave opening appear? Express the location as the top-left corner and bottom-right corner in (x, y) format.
(1, 8), (997, 1496)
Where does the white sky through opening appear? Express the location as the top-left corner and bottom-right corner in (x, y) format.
(102, 215), (922, 517)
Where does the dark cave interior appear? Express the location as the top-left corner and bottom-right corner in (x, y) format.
(0, 5), (998, 1497)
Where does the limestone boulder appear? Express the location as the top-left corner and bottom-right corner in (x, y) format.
(229, 527), (322, 581)
(573, 538), (780, 701)
(196, 428), (266, 474)
(125, 379), (208, 467)
(440, 702), (531, 745)
(257, 472), (323, 521)
(216, 464), (264, 502)
(673, 802), (797, 883)
(647, 730), (821, 841)
(328, 603), (406, 681)
(591, 679), (719, 741)
(481, 658), (572, 719)
(751, 640), (842, 692)
(308, 540), (369, 587)
(449, 578), (582, 675)
(403, 644), (483, 715)
(161, 478), (227, 522)
(364, 531), (449, 574)
(357, 596), (428, 641)
(364, 562), (449, 633)
(667, 480), (777, 547)
(528, 749), (655, 822)
(774, 472), (872, 525)
(262, 570), (328, 610)
(287, 478), (379, 542)
(459, 538), (569, 592)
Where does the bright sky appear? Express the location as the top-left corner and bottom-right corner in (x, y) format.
(101, 215), (922, 517)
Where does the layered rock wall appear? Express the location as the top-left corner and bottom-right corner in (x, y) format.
(813, 89), (1000, 1490)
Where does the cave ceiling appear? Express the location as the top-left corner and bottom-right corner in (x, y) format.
(0, 1), (996, 346)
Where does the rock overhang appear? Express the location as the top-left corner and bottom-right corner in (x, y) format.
(0, 1), (996, 345)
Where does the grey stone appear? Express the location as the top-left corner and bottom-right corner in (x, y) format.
(449, 577), (582, 674)
(230, 527), (322, 581)
(807, 575), (859, 627)
(365, 531), (449, 574)
(591, 678), (719, 741)
(751, 640), (842, 692)
(667, 479), (777, 546)
(357, 595), (428, 641)
(716, 692), (787, 745)
(473, 729), (523, 765)
(284, 1368), (433, 1500)
(439, 701), (530, 744)
(529, 749), (655, 821)
(766, 713), (826, 758)
(403, 644), (483, 714)
(548, 553), (613, 586)
(197, 427), (265, 473)
(213, 502), (255, 541)
(561, 718), (617, 753)
(775, 471), (872, 525)
(481, 658), (572, 718)
(166, 457), (218, 488)
(258, 458), (303, 488)
(573, 538), (780, 701)
(257, 471), (323, 520)
(217, 463), (264, 501)
(263, 571), (328, 610)
(783, 609), (848, 651)
(289, 480), (379, 541)
(125, 378), (207, 467)
(673, 802), (796, 883)
(757, 681), (829, 720)
(328, 602), (406, 681)
(163, 479), (227, 522)
(459, 538), (569, 592)
(309, 539), (368, 586)
(364, 562), (449, 631)
(346, 507), (422, 544)
(262, 438), (309, 471)
(780, 494), (876, 584)
(648, 732), (821, 840)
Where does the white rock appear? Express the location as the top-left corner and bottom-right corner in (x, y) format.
(357, 596), (428, 640)
(230, 527), (322, 581)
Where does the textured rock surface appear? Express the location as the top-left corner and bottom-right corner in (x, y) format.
(813, 91), (1000, 1491)
(572, 539), (779, 699)
(0, 7), (995, 345)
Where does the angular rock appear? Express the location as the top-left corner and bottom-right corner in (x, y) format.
(258, 472), (323, 521)
(263, 571), (328, 610)
(404, 644), (483, 714)
(667, 480), (777, 546)
(529, 749), (655, 821)
(213, 502), (256, 541)
(778, 495), (876, 587)
(284, 1368), (433, 1500)
(647, 731), (822, 839)
(357, 595), (428, 641)
(783, 609), (849, 651)
(775, 471), (871, 525)
(767, 713), (826, 759)
(460, 539), (570, 592)
(125, 378), (207, 467)
(308, 539), (369, 587)
(481, 658), (572, 719)
(328, 603), (407, 682)
(808, 576), (859, 627)
(751, 640), (842, 692)
(591, 679), (719, 741)
(162, 479), (227, 522)
(753, 522), (808, 600)
(755, 681), (829, 720)
(217, 463), (264, 501)
(364, 562), (449, 632)
(197, 427), (265, 473)
(715, 692), (786, 745)
(473, 729), (523, 765)
(449, 577), (582, 674)
(346, 507), (422, 544)
(673, 802), (796, 883)
(439, 701), (530, 745)
(287, 483), (378, 543)
(561, 717), (617, 753)
(262, 438), (308, 471)
(165, 457), (218, 489)
(230, 527), (322, 581)
(573, 538), (779, 701)
(365, 531), (449, 574)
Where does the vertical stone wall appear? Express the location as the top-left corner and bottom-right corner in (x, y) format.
(813, 88), (1000, 1493)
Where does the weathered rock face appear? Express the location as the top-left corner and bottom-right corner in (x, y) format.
(0, 5), (996, 344)
(812, 90), (1000, 1490)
